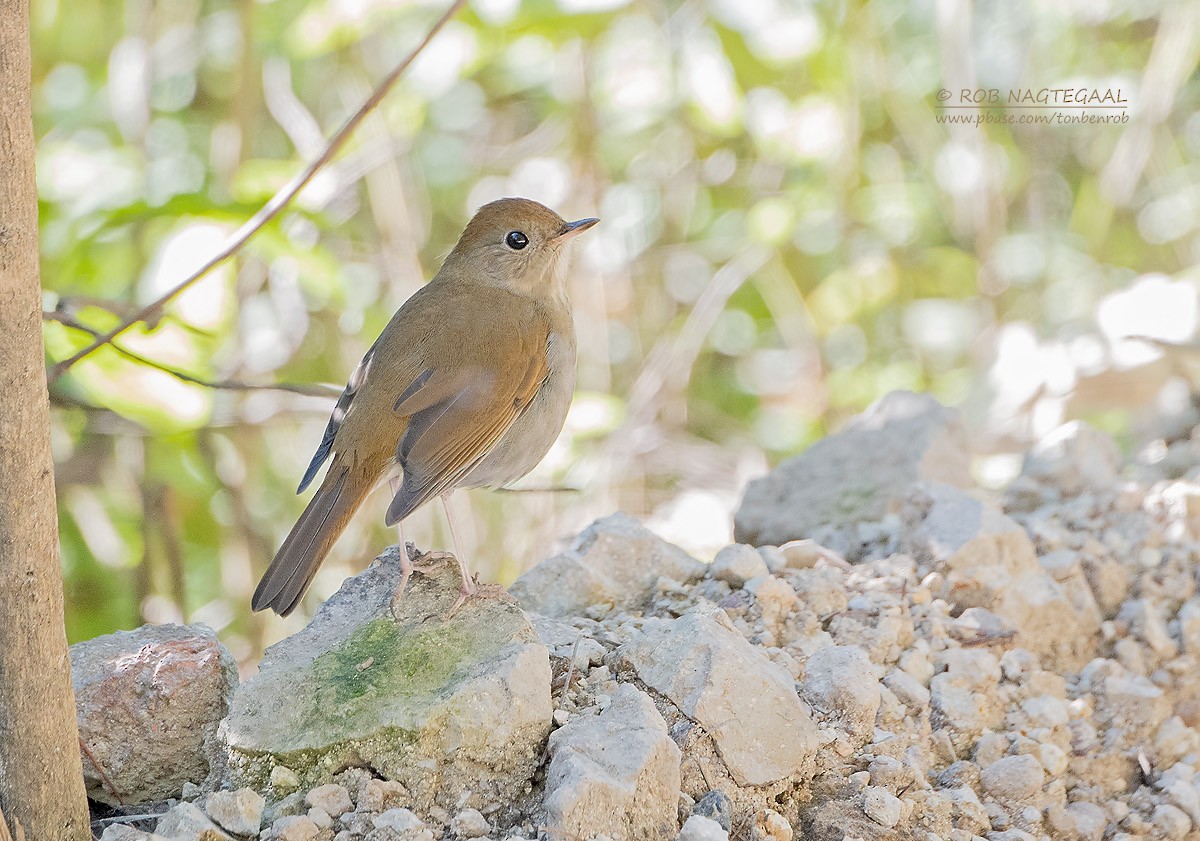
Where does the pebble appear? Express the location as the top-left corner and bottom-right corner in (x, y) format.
(980, 754), (1045, 800)
(271, 815), (319, 841)
(450, 808), (490, 838)
(373, 808), (427, 831)
(305, 783), (353, 818)
(691, 790), (732, 831)
(357, 779), (410, 813)
(205, 788), (265, 836)
(678, 814), (729, 841)
(751, 808), (792, 841)
(307, 808), (332, 831)
(862, 785), (903, 828)
(709, 544), (769, 587)
(270, 765), (301, 794)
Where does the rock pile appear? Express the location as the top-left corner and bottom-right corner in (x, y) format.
(78, 391), (1200, 841)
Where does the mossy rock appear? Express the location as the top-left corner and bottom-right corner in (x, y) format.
(223, 548), (552, 812)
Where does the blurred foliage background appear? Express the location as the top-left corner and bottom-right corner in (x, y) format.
(33, 0), (1200, 665)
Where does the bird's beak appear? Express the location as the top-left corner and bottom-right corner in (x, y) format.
(556, 218), (600, 240)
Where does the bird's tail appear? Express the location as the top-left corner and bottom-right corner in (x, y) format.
(252, 463), (373, 616)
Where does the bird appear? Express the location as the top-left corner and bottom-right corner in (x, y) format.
(252, 197), (599, 616)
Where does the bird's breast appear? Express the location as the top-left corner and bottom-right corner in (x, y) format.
(461, 329), (577, 489)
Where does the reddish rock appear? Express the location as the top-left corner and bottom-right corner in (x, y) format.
(71, 623), (237, 805)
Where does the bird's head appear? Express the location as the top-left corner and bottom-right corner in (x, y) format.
(442, 197), (599, 301)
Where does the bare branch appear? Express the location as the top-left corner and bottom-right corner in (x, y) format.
(45, 310), (340, 398)
(47, 0), (468, 383)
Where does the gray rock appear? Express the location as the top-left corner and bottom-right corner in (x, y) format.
(902, 482), (1097, 669)
(71, 623), (237, 806)
(691, 790), (732, 831)
(449, 807), (490, 838)
(708, 544), (769, 588)
(372, 809), (433, 839)
(979, 754), (1045, 801)
(544, 684), (681, 840)
(357, 778), (411, 813)
(271, 815), (319, 841)
(1021, 421), (1119, 495)
(678, 815), (729, 841)
(224, 547), (552, 813)
(511, 512), (705, 617)
(204, 788), (265, 836)
(304, 783), (353, 818)
(734, 391), (971, 547)
(1152, 803), (1192, 839)
(155, 802), (232, 840)
(619, 609), (817, 786)
(751, 808), (793, 840)
(883, 669), (930, 712)
(798, 645), (881, 743)
(861, 786), (902, 828)
(99, 827), (168, 841)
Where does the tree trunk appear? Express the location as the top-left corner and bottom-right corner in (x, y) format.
(0, 1), (92, 838)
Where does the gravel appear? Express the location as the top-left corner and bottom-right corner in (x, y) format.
(109, 395), (1200, 840)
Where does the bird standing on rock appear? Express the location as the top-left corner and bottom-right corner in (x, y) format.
(252, 198), (599, 616)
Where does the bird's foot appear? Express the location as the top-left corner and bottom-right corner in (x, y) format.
(443, 571), (480, 620)
(388, 549), (456, 620)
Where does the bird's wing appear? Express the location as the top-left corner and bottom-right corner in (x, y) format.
(385, 321), (550, 526)
(297, 337), (379, 493)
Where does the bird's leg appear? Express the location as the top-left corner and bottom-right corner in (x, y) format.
(441, 491), (477, 616)
(389, 477), (408, 552)
(387, 477), (443, 617)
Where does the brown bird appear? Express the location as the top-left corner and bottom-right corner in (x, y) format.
(252, 198), (598, 616)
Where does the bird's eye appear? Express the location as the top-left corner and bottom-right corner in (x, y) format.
(505, 230), (529, 250)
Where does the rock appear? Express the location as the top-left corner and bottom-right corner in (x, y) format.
(883, 669), (930, 712)
(450, 808), (490, 838)
(734, 391), (971, 547)
(902, 482), (1096, 668)
(358, 779), (410, 813)
(708, 544), (769, 588)
(224, 547), (552, 813)
(263, 792), (306, 825)
(1178, 599), (1200, 653)
(1152, 803), (1192, 839)
(372, 809), (433, 840)
(618, 609), (818, 786)
(678, 814), (729, 841)
(798, 645), (880, 743)
(1065, 802), (1107, 841)
(155, 802), (232, 840)
(744, 575), (798, 626)
(511, 512), (705, 617)
(99, 827), (168, 841)
(979, 754), (1045, 801)
(691, 790), (732, 831)
(862, 786), (902, 828)
(306, 808), (331, 831)
(304, 784), (353, 818)
(790, 568), (848, 618)
(1087, 660), (1171, 748)
(71, 623), (237, 805)
(271, 815), (319, 841)
(204, 788), (265, 836)
(270, 765), (300, 794)
(544, 684), (681, 840)
(751, 808), (793, 841)
(1021, 421), (1120, 495)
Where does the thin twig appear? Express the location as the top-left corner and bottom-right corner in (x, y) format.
(78, 735), (124, 806)
(47, 0), (468, 383)
(45, 310), (341, 398)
